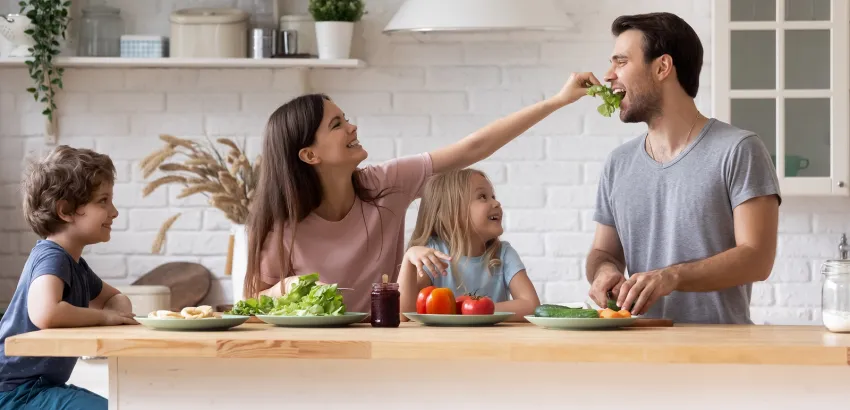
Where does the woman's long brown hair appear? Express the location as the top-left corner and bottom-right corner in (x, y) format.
(243, 94), (390, 298)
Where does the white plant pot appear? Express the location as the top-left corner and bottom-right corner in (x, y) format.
(230, 224), (249, 303)
(315, 21), (354, 59)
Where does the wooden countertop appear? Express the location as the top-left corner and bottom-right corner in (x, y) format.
(7, 323), (850, 366)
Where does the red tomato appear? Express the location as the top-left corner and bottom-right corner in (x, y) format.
(461, 296), (495, 315)
(416, 286), (435, 314)
(456, 294), (473, 314)
(425, 288), (456, 314)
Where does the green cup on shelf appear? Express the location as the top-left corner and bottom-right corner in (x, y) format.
(770, 155), (810, 177)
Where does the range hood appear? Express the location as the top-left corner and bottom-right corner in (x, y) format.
(383, 0), (574, 33)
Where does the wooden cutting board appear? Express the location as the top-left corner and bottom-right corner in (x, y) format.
(132, 262), (212, 311)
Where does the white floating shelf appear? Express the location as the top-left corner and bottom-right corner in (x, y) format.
(0, 56), (366, 69)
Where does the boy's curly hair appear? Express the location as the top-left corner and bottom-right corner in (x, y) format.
(22, 145), (116, 238)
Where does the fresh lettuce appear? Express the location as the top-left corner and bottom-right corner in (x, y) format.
(227, 273), (346, 316)
(228, 294), (274, 316)
(586, 84), (623, 117)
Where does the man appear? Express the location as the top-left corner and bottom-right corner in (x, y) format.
(586, 12), (781, 324)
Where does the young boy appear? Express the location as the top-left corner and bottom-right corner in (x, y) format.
(0, 145), (136, 409)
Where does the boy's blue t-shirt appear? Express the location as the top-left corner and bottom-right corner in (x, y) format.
(423, 237), (525, 302)
(0, 240), (103, 392)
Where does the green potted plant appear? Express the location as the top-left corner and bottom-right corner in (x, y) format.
(308, 0), (364, 59)
(18, 0), (72, 138)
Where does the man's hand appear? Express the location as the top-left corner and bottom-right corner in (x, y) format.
(617, 268), (679, 315)
(589, 268), (625, 308)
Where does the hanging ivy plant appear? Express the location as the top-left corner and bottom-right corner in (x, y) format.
(20, 0), (71, 122)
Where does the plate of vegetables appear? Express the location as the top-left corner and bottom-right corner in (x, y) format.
(227, 273), (367, 327)
(402, 287), (514, 327)
(525, 302), (636, 330)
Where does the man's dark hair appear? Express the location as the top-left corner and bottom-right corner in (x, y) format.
(612, 12), (703, 98)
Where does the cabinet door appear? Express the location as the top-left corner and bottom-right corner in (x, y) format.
(714, 0), (849, 196)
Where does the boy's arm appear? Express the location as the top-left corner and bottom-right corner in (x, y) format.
(90, 281), (133, 314)
(495, 271), (540, 322)
(27, 275), (136, 329)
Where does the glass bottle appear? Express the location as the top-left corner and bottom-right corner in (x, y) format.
(821, 260), (850, 332)
(77, 5), (124, 57)
(370, 277), (400, 328)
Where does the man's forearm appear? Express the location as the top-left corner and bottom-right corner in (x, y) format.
(586, 249), (626, 282)
(666, 244), (774, 292)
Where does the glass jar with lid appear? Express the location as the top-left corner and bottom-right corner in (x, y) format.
(821, 260), (850, 332)
(77, 5), (124, 57)
(370, 275), (400, 328)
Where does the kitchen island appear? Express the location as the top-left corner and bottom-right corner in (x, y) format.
(6, 323), (850, 409)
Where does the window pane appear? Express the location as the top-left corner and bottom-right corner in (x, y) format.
(731, 99), (777, 161)
(785, 98), (830, 177)
(732, 0), (777, 21)
(785, 0), (830, 21)
(785, 30), (830, 89)
(731, 31), (776, 89)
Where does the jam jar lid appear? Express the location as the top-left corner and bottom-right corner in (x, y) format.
(821, 260), (850, 276)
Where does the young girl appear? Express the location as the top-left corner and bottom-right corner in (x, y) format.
(398, 169), (540, 321)
(245, 71), (601, 315)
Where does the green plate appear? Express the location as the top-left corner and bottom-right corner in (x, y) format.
(525, 315), (637, 330)
(255, 312), (368, 327)
(403, 312), (513, 326)
(134, 315), (250, 331)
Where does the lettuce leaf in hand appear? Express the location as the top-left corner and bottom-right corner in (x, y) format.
(586, 84), (624, 117)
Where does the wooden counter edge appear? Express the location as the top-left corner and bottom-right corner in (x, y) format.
(7, 335), (850, 366)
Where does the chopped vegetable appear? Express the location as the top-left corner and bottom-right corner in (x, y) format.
(226, 273), (346, 317)
(586, 84), (624, 117)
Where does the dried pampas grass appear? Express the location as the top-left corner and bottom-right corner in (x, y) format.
(140, 134), (261, 254)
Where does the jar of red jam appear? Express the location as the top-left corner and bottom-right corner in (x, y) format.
(370, 278), (400, 328)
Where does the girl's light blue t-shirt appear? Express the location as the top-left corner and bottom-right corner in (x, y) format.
(422, 237), (525, 302)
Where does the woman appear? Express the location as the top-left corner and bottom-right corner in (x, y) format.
(245, 71), (601, 314)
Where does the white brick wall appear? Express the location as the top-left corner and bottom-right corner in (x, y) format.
(0, 0), (845, 325)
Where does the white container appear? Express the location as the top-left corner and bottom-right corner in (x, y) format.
(169, 8), (248, 58)
(116, 285), (171, 316)
(315, 21), (353, 59)
(230, 224), (248, 303)
(279, 14), (316, 56)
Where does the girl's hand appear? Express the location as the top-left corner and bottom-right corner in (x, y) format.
(405, 246), (451, 277)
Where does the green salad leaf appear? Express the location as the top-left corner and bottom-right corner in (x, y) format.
(226, 273), (346, 317)
(228, 294), (275, 316)
(586, 84), (624, 117)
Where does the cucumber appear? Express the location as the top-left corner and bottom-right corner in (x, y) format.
(606, 299), (620, 312)
(534, 304), (600, 318)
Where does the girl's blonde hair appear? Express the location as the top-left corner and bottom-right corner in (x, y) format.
(408, 169), (502, 293)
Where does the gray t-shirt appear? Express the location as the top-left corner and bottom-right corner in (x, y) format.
(0, 240), (103, 392)
(593, 118), (781, 324)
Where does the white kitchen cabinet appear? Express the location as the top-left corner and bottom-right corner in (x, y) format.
(713, 0), (850, 196)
